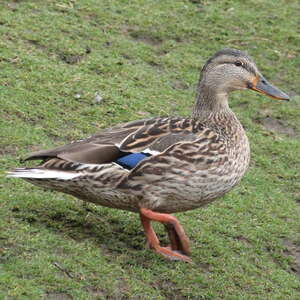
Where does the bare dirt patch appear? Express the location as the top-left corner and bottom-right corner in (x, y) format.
(129, 31), (163, 46)
(233, 235), (252, 244)
(287, 90), (299, 97)
(44, 292), (73, 300)
(26, 39), (48, 51)
(153, 278), (186, 300)
(256, 117), (298, 138)
(146, 60), (164, 72)
(1, 144), (42, 158)
(58, 47), (91, 65)
(295, 192), (300, 206)
(7, 2), (18, 11)
(58, 53), (83, 64)
(85, 278), (130, 300)
(84, 287), (106, 298)
(0, 145), (19, 156)
(172, 80), (189, 90)
(283, 239), (300, 276)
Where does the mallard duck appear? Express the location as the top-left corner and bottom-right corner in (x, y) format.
(8, 48), (289, 262)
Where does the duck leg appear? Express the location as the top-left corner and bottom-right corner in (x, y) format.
(140, 208), (191, 262)
(164, 223), (190, 254)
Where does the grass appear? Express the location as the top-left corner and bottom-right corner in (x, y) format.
(0, 0), (300, 299)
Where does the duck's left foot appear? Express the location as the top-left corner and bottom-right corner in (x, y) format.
(140, 208), (191, 262)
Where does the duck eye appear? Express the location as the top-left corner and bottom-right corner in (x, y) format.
(234, 61), (243, 67)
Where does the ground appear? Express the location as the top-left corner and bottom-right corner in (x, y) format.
(0, 0), (299, 299)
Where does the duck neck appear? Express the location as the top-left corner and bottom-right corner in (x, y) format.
(192, 80), (231, 120)
(192, 80), (245, 140)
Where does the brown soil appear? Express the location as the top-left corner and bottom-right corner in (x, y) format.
(283, 239), (300, 276)
(259, 117), (298, 138)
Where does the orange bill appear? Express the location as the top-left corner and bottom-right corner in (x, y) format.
(248, 75), (289, 101)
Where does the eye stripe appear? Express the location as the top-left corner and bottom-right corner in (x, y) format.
(222, 61), (256, 75)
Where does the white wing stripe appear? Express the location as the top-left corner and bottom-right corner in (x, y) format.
(7, 168), (80, 180)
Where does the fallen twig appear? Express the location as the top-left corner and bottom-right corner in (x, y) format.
(52, 262), (74, 279)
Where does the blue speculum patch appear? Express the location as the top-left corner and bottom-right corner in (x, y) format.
(116, 153), (150, 169)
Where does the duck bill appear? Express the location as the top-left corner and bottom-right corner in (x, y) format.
(249, 75), (289, 101)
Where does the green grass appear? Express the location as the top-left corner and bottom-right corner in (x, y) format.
(1, 0), (300, 299)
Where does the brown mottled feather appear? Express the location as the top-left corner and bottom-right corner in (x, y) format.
(25, 117), (205, 165)
(24, 118), (154, 163)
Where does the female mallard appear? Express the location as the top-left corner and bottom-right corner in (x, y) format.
(8, 49), (289, 262)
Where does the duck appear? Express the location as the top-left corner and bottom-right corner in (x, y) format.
(8, 48), (289, 262)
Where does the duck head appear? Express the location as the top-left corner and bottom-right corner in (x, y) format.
(198, 48), (289, 102)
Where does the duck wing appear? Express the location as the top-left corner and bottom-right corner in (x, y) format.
(24, 118), (154, 164)
(24, 117), (205, 165)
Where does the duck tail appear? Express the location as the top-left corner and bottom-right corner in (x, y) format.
(6, 168), (81, 180)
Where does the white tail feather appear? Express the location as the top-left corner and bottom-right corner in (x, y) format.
(7, 168), (80, 180)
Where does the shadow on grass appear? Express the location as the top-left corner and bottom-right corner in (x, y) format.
(10, 201), (173, 267)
